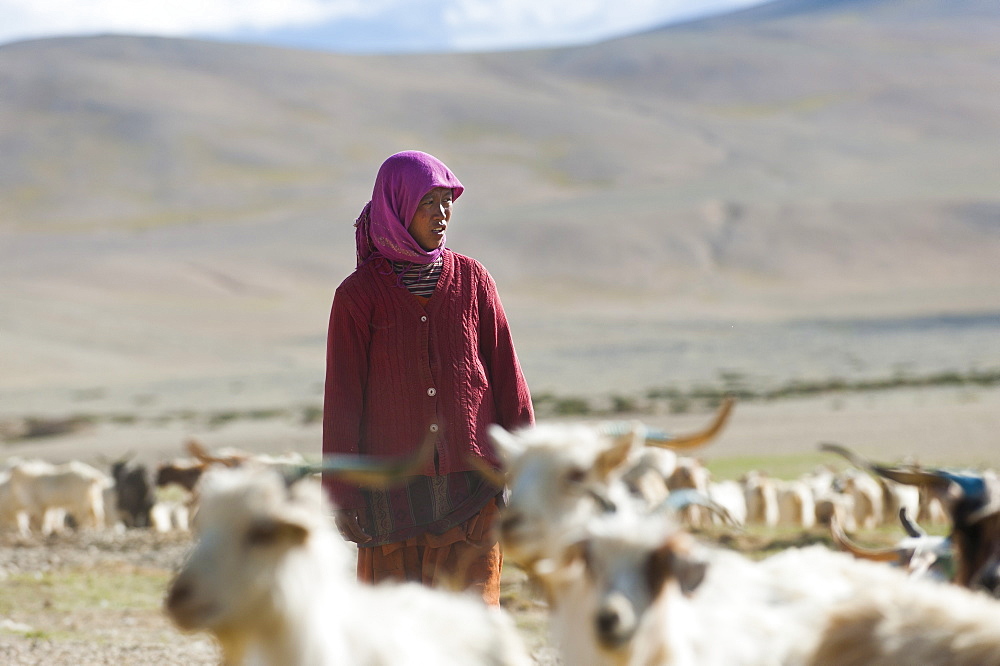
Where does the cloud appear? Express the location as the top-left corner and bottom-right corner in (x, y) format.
(0, 0), (381, 43)
(444, 0), (769, 49)
(0, 0), (770, 51)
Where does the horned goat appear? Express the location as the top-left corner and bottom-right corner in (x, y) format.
(829, 508), (952, 582)
(548, 509), (1000, 666)
(165, 465), (531, 666)
(822, 442), (1000, 597)
(484, 399), (734, 580)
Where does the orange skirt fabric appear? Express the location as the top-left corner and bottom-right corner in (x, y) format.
(356, 497), (503, 606)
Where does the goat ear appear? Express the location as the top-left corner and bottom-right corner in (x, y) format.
(488, 425), (524, 462)
(558, 540), (590, 573)
(673, 552), (708, 597)
(595, 430), (638, 478)
(245, 517), (309, 548)
(648, 533), (708, 598)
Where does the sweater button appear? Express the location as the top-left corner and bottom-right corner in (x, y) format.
(420, 315), (428, 322)
(429, 423), (439, 433)
(427, 387), (437, 396)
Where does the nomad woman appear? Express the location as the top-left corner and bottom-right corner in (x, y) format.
(322, 150), (534, 605)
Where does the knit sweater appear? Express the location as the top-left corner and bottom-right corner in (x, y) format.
(322, 249), (534, 513)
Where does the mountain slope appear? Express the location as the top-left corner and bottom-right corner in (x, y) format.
(0, 0), (998, 402)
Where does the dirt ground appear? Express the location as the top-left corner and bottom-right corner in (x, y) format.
(4, 384), (999, 470)
(0, 516), (877, 666)
(1, 385), (997, 664)
(0, 527), (559, 666)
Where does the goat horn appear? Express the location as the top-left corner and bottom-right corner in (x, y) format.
(184, 438), (241, 467)
(899, 507), (926, 538)
(869, 466), (954, 491)
(586, 487), (617, 513)
(819, 442), (879, 473)
(644, 396), (736, 450)
(656, 488), (742, 528)
(286, 431), (436, 487)
(819, 442), (957, 492)
(829, 514), (900, 563)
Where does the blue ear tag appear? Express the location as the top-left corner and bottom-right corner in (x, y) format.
(938, 471), (986, 498)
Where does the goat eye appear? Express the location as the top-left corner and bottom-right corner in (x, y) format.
(566, 468), (587, 485)
(245, 521), (280, 546)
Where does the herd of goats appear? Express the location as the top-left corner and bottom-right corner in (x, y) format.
(3, 396), (1000, 665)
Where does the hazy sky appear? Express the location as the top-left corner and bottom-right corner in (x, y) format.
(0, 0), (773, 53)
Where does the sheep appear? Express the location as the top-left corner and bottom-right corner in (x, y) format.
(548, 509), (1000, 666)
(165, 464), (531, 666)
(6, 458), (111, 534)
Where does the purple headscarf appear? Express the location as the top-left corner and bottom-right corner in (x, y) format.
(355, 151), (464, 266)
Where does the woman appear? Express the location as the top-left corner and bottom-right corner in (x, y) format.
(322, 150), (534, 605)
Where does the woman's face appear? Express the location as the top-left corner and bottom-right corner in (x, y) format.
(408, 187), (453, 252)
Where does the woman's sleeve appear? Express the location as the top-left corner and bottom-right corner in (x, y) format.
(479, 270), (535, 431)
(322, 286), (369, 511)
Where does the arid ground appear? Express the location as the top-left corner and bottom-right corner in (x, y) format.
(1, 385), (998, 664)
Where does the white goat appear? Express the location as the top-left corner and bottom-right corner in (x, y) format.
(619, 447), (677, 507)
(487, 410), (736, 581)
(548, 510), (1000, 666)
(165, 465), (531, 666)
(837, 468), (883, 529)
(0, 470), (26, 532)
(666, 457), (712, 528)
(707, 480), (747, 527)
(880, 478), (921, 526)
(775, 479), (817, 529)
(741, 470), (779, 527)
(150, 500), (190, 532)
(799, 465), (856, 530)
(487, 421), (644, 577)
(6, 459), (111, 533)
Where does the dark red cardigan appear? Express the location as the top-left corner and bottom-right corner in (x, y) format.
(322, 249), (534, 511)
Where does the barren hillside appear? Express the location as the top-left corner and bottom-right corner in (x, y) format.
(0, 0), (998, 410)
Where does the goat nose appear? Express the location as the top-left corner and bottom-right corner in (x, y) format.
(165, 580), (191, 609)
(596, 607), (620, 635)
(595, 594), (637, 649)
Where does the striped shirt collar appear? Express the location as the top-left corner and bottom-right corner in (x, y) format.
(389, 257), (443, 297)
